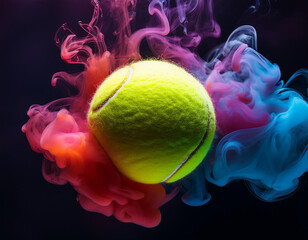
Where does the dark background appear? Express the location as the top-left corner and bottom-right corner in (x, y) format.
(1, 0), (308, 239)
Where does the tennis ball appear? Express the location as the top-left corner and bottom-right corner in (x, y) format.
(87, 60), (215, 184)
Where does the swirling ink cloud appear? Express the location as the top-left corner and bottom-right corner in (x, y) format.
(22, 0), (308, 227)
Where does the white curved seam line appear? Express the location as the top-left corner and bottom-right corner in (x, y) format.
(162, 104), (210, 183)
(161, 153), (191, 182)
(100, 66), (134, 109)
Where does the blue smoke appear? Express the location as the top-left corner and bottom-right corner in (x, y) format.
(181, 26), (308, 205)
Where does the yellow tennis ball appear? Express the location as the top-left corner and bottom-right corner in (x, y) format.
(87, 60), (215, 184)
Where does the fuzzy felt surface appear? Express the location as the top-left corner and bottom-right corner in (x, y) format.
(88, 60), (215, 184)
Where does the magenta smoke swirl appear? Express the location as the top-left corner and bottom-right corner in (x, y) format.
(22, 0), (308, 227)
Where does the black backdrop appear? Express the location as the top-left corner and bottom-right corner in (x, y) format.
(1, 0), (308, 239)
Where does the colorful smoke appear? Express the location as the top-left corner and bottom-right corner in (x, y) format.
(22, 0), (308, 227)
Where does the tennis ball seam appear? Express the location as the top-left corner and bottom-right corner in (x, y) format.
(162, 103), (210, 182)
(92, 66), (134, 112)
